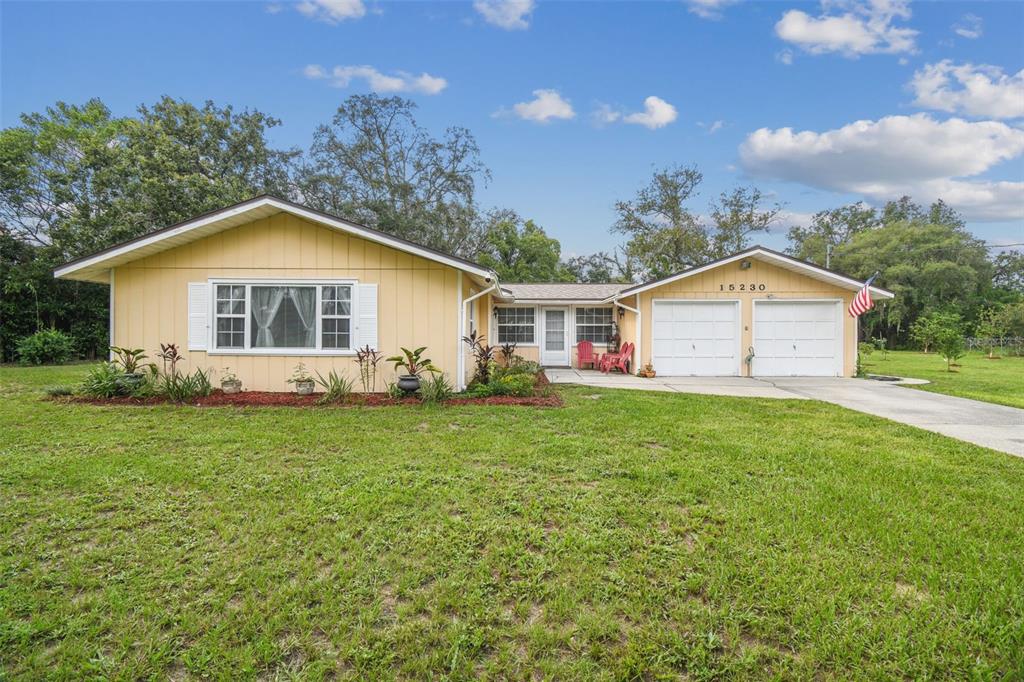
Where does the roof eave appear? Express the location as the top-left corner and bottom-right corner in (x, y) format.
(53, 195), (497, 282)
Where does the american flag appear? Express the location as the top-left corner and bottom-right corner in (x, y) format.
(848, 274), (878, 318)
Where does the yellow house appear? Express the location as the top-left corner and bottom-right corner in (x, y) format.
(55, 196), (893, 391)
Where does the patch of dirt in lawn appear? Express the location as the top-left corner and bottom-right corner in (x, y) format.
(58, 390), (562, 408)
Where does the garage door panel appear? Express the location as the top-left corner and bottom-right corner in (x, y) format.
(652, 301), (738, 376)
(753, 301), (841, 377)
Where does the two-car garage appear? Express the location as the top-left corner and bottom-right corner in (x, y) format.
(629, 247), (892, 378)
(650, 299), (843, 377)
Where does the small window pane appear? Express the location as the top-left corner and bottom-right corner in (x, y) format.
(216, 317), (245, 348)
(322, 318), (351, 349)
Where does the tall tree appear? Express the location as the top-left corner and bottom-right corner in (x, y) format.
(478, 211), (571, 282)
(708, 186), (783, 258)
(786, 202), (879, 265)
(832, 218), (992, 342)
(611, 166), (781, 279)
(0, 97), (296, 359)
(296, 94), (490, 257)
(611, 165), (707, 280)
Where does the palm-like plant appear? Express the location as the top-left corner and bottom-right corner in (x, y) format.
(386, 347), (440, 377)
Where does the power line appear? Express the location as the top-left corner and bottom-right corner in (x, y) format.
(984, 242), (1023, 248)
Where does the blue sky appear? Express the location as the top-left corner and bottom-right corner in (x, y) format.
(3, 0), (1022, 256)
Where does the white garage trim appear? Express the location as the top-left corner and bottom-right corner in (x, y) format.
(651, 299), (741, 376)
(751, 299), (844, 377)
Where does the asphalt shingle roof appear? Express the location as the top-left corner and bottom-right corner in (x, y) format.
(499, 282), (630, 301)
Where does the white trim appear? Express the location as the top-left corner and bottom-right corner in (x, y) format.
(54, 196), (497, 281)
(650, 299), (742, 376)
(605, 248), (895, 302)
(457, 272), (464, 391)
(750, 298), (845, 377)
(493, 304), (539, 346)
(540, 306), (571, 366)
(207, 277), (358, 357)
(108, 269), (115, 360)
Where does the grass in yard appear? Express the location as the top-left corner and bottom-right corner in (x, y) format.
(2, 364), (1023, 680)
(863, 350), (1024, 409)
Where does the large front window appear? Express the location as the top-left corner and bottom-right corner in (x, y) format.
(495, 307), (535, 344)
(213, 283), (353, 352)
(575, 307), (614, 343)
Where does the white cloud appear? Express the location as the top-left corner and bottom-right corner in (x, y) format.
(776, 49), (794, 65)
(686, 0), (736, 20)
(302, 64), (327, 79)
(623, 96), (678, 129)
(775, 0), (917, 57)
(295, 0), (366, 23)
(910, 61), (1024, 120)
(592, 103), (621, 126)
(504, 89), (575, 123)
(265, 3), (284, 14)
(698, 120), (725, 134)
(739, 114), (1024, 221)
(952, 13), (983, 39)
(473, 0), (535, 30)
(304, 64), (447, 95)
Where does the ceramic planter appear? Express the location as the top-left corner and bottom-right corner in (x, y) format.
(221, 379), (242, 394)
(294, 380), (315, 396)
(397, 374), (421, 393)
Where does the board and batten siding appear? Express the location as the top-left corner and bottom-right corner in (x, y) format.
(112, 213), (464, 392)
(636, 258), (858, 377)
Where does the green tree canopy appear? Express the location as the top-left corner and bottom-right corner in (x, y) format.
(611, 165), (782, 280)
(477, 211), (571, 282)
(296, 94), (489, 258)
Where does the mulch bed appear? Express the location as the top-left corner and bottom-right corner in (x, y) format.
(61, 390), (562, 409)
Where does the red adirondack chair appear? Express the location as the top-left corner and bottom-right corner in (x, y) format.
(577, 340), (598, 370)
(601, 342), (634, 374)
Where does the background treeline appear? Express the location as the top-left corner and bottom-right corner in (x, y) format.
(2, 94), (1021, 361)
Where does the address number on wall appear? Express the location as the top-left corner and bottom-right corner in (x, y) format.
(720, 283), (767, 292)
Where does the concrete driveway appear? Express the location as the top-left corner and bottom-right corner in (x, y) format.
(546, 369), (1024, 457)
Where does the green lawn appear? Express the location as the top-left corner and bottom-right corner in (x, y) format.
(2, 365), (1023, 680)
(864, 349), (1024, 409)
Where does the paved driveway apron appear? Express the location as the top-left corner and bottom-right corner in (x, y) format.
(546, 369), (1024, 457)
(760, 377), (1024, 457)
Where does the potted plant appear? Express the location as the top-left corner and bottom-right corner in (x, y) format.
(111, 346), (150, 391)
(220, 367), (242, 394)
(638, 362), (657, 378)
(386, 346), (440, 393)
(287, 362), (316, 395)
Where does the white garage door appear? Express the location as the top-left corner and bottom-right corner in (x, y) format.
(652, 301), (739, 376)
(753, 301), (842, 377)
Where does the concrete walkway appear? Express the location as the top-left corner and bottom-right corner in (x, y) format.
(546, 369), (1024, 457)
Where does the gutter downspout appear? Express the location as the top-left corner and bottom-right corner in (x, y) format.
(460, 281), (499, 390)
(611, 296), (641, 375)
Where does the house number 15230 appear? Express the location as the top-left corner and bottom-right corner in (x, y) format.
(720, 283), (767, 291)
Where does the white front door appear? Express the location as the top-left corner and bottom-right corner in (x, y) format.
(752, 300), (843, 376)
(540, 307), (570, 366)
(651, 301), (740, 376)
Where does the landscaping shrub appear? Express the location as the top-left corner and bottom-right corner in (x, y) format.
(468, 373), (535, 398)
(420, 374), (454, 404)
(16, 329), (76, 365)
(44, 385), (74, 397)
(80, 362), (128, 398)
(161, 368), (213, 403)
(492, 359), (541, 381)
(314, 369), (353, 404)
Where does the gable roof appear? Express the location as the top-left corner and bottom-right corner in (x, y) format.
(53, 195), (498, 284)
(602, 245), (895, 302)
(498, 282), (631, 303)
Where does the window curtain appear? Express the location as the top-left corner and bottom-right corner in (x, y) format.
(251, 287), (286, 347)
(289, 287), (317, 347)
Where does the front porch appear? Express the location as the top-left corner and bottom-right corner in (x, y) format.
(544, 368), (803, 399)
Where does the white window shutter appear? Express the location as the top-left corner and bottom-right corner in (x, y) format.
(356, 283), (378, 350)
(188, 282), (210, 351)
